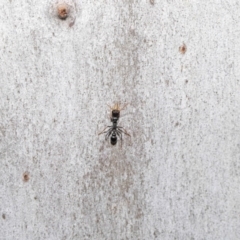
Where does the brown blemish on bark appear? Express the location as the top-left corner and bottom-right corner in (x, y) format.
(57, 4), (69, 20)
(150, 0), (154, 5)
(2, 213), (6, 219)
(23, 172), (30, 182)
(69, 17), (76, 27)
(179, 43), (187, 54)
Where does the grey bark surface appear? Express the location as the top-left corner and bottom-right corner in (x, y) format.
(1, 0), (240, 239)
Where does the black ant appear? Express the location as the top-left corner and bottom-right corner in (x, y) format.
(98, 103), (130, 145)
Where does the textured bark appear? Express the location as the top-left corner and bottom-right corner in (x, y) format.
(1, 0), (240, 239)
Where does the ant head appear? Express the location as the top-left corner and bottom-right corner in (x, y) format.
(112, 109), (120, 118)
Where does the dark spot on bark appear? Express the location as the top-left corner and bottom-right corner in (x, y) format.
(175, 122), (179, 127)
(150, 0), (154, 5)
(99, 145), (104, 152)
(136, 208), (143, 219)
(154, 228), (160, 238)
(69, 18), (76, 27)
(23, 172), (30, 182)
(34, 196), (37, 200)
(165, 79), (169, 86)
(179, 43), (187, 54)
(185, 80), (188, 84)
(2, 214), (6, 219)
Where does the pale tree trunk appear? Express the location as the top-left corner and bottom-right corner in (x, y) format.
(1, 0), (240, 239)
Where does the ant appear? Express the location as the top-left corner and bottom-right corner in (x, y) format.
(98, 103), (130, 145)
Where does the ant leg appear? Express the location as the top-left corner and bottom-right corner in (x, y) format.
(118, 127), (131, 137)
(116, 130), (123, 147)
(116, 130), (122, 141)
(98, 126), (112, 135)
(105, 128), (113, 140)
(107, 104), (113, 119)
(107, 104), (113, 110)
(119, 103), (128, 111)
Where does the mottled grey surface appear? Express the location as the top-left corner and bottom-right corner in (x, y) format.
(1, 0), (240, 239)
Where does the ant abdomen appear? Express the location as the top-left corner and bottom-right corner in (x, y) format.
(111, 135), (117, 145)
